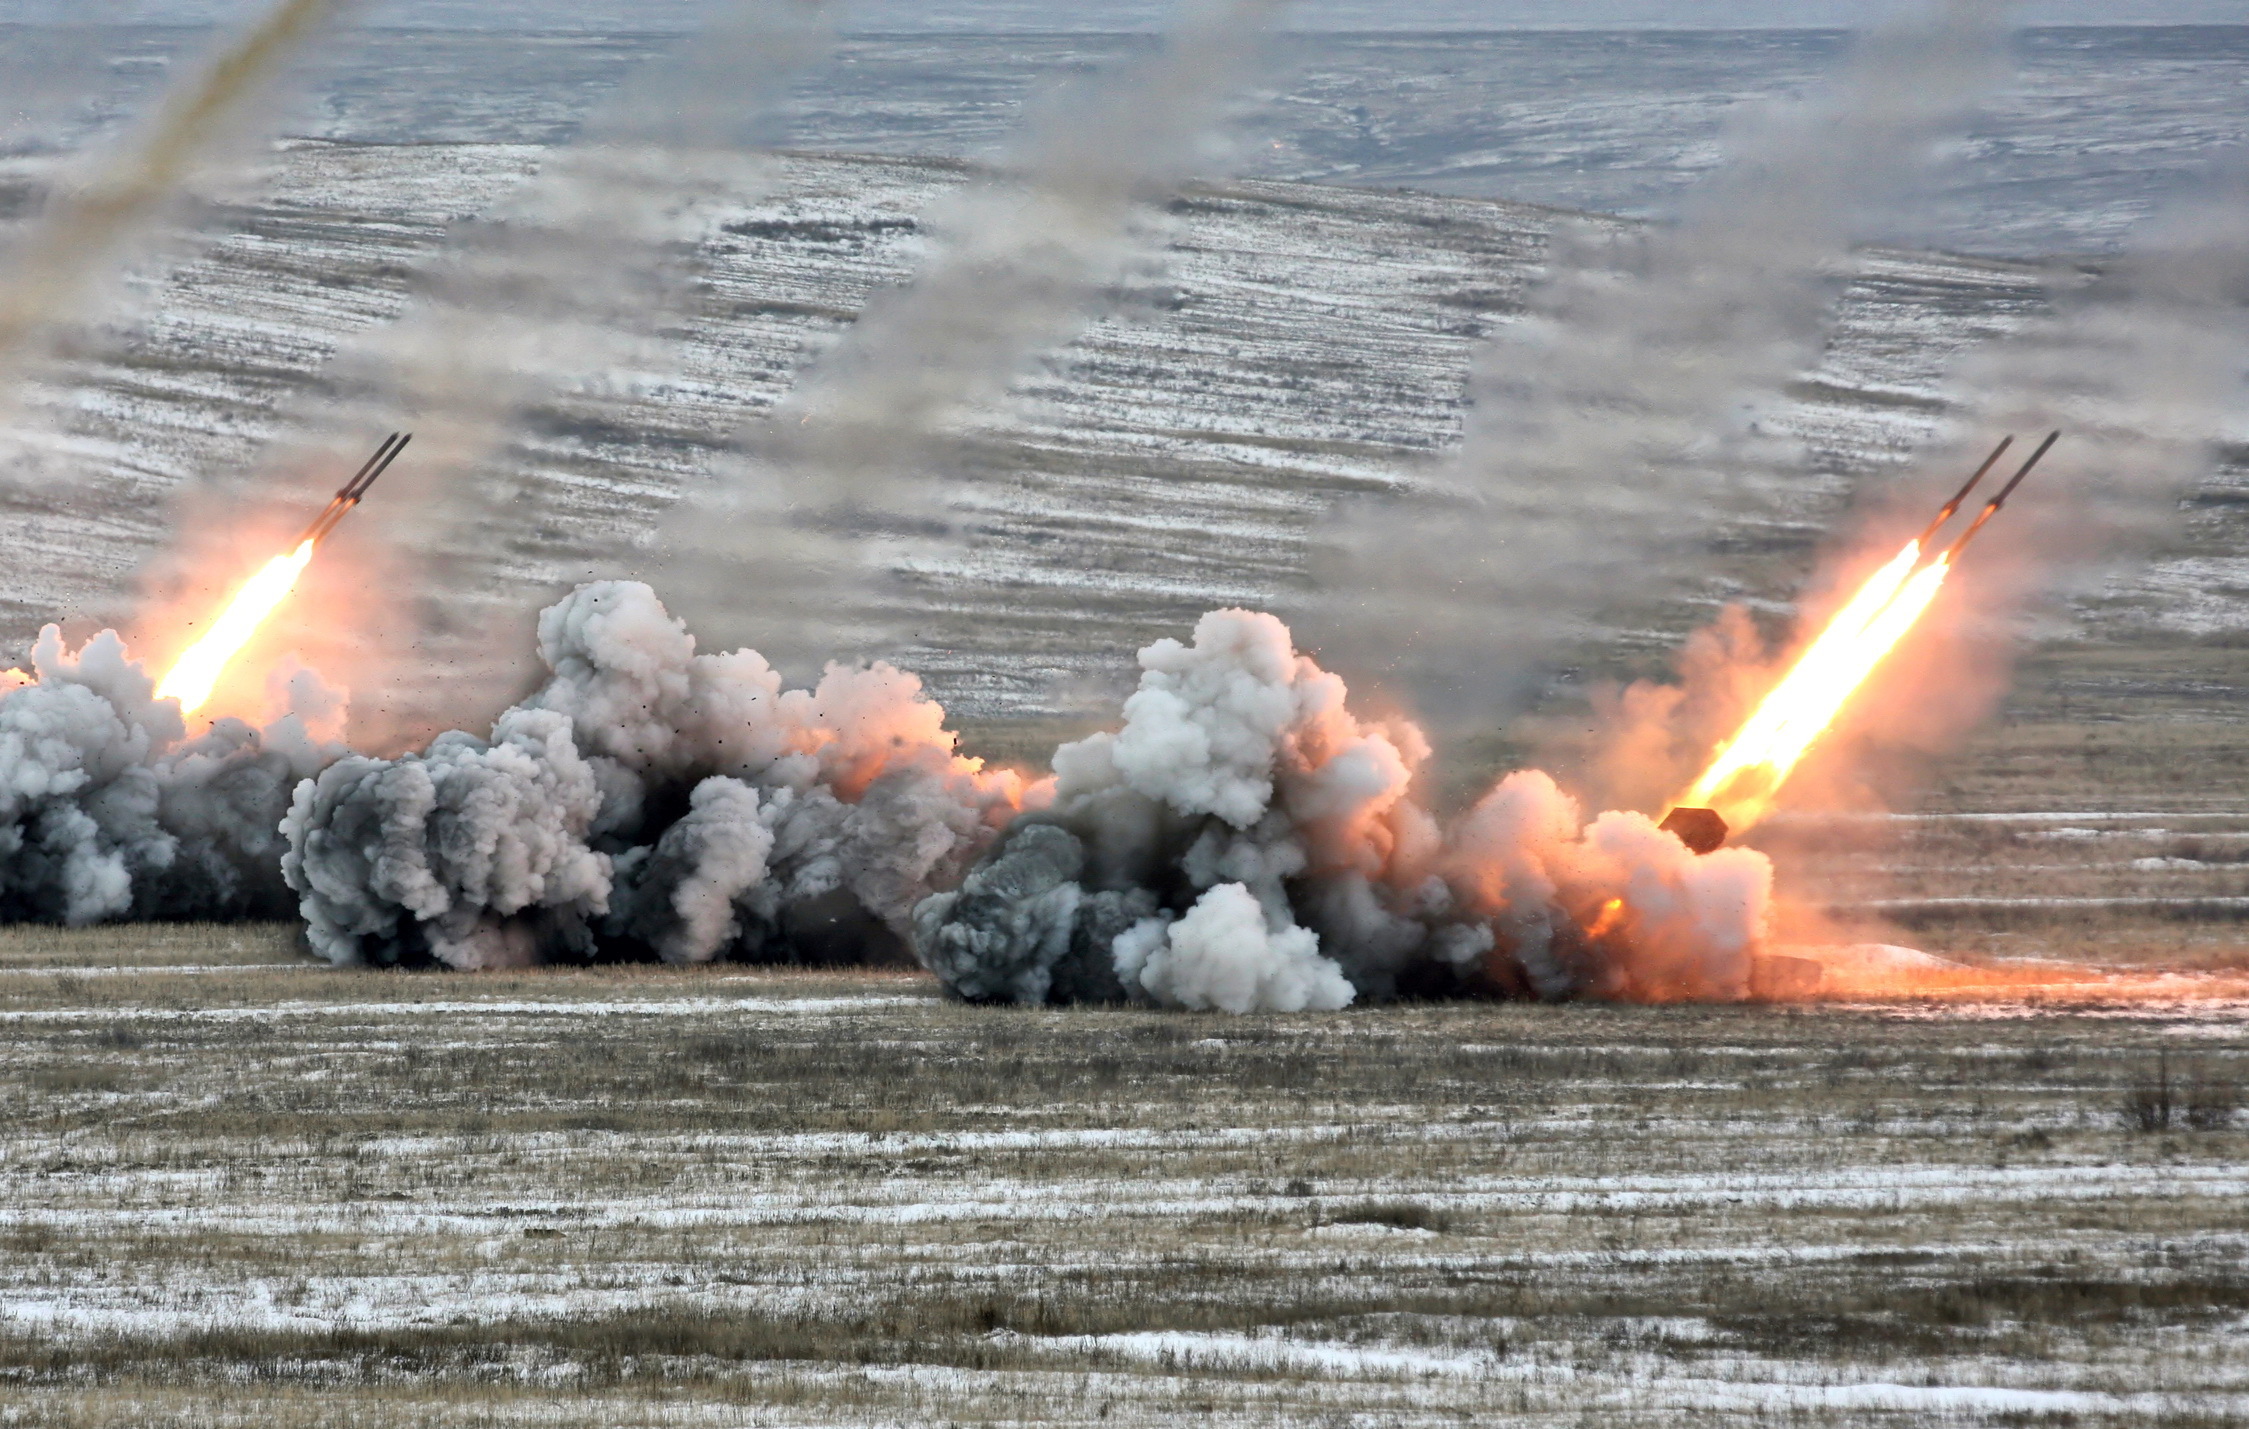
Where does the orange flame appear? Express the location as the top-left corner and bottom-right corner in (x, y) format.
(1676, 539), (1952, 833)
(1585, 897), (1626, 940)
(154, 539), (317, 715)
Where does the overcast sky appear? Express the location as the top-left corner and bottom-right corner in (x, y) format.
(7, 2), (2244, 29)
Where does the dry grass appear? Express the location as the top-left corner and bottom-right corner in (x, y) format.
(2, 927), (2248, 1425)
(4, 614), (2244, 1427)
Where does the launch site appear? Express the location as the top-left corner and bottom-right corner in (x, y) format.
(0, 1), (2245, 1424)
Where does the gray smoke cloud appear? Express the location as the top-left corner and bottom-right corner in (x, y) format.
(281, 580), (1030, 968)
(0, 625), (345, 924)
(662, 0), (1289, 668)
(913, 608), (1772, 1012)
(135, 1), (837, 749)
(1947, 155), (2249, 573)
(1312, 0), (2012, 724)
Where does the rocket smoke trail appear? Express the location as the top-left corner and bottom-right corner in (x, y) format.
(1312, 0), (2011, 728)
(0, 0), (346, 389)
(661, 0), (1290, 671)
(143, 1), (838, 747)
(1583, 151), (2249, 825)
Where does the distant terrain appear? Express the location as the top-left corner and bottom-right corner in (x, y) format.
(7, 26), (2248, 254)
(0, 25), (2244, 1426)
(0, 136), (2242, 963)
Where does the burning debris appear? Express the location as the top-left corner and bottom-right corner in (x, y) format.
(912, 609), (1775, 1011)
(280, 581), (1029, 968)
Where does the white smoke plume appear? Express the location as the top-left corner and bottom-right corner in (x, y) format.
(0, 625), (345, 925)
(914, 608), (1772, 1012)
(1114, 883), (1356, 1014)
(664, 0), (1289, 666)
(282, 580), (1030, 968)
(1317, 0), (2012, 723)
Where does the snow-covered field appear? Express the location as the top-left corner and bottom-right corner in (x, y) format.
(1, 931), (2247, 1426)
(4, 141), (2242, 715)
(0, 136), (2241, 961)
(0, 25), (2242, 1427)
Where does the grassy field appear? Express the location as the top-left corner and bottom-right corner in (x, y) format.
(7, 647), (2245, 1426)
(2, 921), (2247, 1426)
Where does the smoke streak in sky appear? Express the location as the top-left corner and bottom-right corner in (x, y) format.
(0, 0), (345, 388)
(1314, 0), (2012, 727)
(662, 0), (1290, 670)
(1580, 146), (2249, 827)
(143, 1), (838, 747)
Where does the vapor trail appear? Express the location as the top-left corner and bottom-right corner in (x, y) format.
(661, 0), (1290, 669)
(0, 0), (345, 386)
(1809, 149), (2249, 767)
(142, 1), (838, 747)
(1573, 149), (2249, 823)
(1313, 0), (2012, 728)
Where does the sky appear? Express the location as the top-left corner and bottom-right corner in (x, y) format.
(6, 2), (2244, 30)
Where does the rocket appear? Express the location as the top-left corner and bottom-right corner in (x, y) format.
(296, 432), (409, 547)
(1937, 429), (2059, 563)
(1659, 430), (2063, 857)
(1913, 434), (2013, 547)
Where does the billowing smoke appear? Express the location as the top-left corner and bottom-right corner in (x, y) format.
(0, 626), (345, 925)
(282, 581), (1030, 968)
(665, 0), (1288, 667)
(914, 609), (1771, 1012)
(1317, 0), (2011, 723)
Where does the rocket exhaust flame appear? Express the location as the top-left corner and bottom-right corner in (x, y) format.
(1671, 433), (2060, 838)
(154, 539), (317, 714)
(155, 434), (407, 716)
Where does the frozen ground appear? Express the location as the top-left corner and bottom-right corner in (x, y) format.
(3, 142), (2242, 715)
(2, 930), (2248, 1426)
(14, 25), (2248, 255)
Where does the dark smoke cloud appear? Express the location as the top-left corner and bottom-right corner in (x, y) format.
(914, 608), (1771, 1011)
(0, 626), (344, 924)
(282, 580), (1030, 967)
